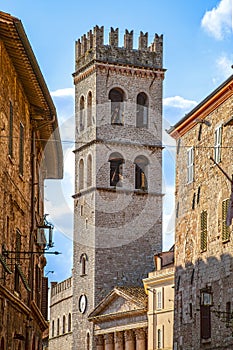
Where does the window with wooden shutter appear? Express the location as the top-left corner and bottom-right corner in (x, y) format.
(222, 199), (230, 242)
(200, 210), (207, 252)
(214, 125), (222, 163)
(200, 305), (211, 339)
(41, 277), (48, 320)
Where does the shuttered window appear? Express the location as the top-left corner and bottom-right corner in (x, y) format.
(222, 199), (230, 242)
(41, 277), (48, 320)
(200, 210), (207, 252)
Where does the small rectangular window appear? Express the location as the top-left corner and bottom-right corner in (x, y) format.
(200, 210), (207, 252)
(156, 288), (163, 309)
(198, 124), (202, 141)
(187, 147), (194, 183)
(222, 199), (230, 242)
(226, 302), (231, 327)
(8, 101), (13, 157)
(214, 125), (222, 163)
(19, 123), (24, 175)
(157, 327), (163, 349)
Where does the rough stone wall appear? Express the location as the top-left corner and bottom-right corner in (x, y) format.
(173, 88), (233, 349)
(0, 40), (47, 349)
(49, 277), (73, 350)
(73, 27), (164, 350)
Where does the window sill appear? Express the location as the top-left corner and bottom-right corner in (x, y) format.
(201, 338), (211, 344)
(222, 238), (230, 244)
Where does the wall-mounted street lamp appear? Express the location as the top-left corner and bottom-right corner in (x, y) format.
(37, 214), (54, 249)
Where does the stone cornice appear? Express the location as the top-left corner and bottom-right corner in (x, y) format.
(0, 284), (30, 316)
(73, 61), (165, 84)
(89, 308), (147, 323)
(94, 321), (148, 335)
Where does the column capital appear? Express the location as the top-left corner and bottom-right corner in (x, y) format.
(135, 328), (146, 340)
(114, 331), (124, 344)
(95, 335), (104, 346)
(124, 329), (134, 341)
(104, 333), (114, 344)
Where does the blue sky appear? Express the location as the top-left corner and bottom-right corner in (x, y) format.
(1, 0), (232, 282)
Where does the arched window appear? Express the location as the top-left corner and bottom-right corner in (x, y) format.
(87, 154), (92, 187)
(109, 88), (124, 125)
(136, 92), (148, 127)
(80, 253), (88, 276)
(134, 156), (148, 190)
(87, 91), (92, 127)
(79, 159), (84, 190)
(68, 313), (72, 332)
(109, 152), (124, 187)
(80, 96), (85, 131)
(63, 315), (66, 334)
(57, 318), (60, 336)
(52, 320), (54, 337)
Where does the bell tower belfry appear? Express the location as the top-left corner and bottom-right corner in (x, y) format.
(72, 26), (165, 349)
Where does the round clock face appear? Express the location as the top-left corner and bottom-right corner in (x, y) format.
(79, 294), (87, 314)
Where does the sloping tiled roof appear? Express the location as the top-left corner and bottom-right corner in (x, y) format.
(0, 11), (63, 179)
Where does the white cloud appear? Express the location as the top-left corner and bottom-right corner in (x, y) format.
(51, 87), (75, 98)
(216, 53), (233, 76)
(201, 0), (232, 40)
(163, 96), (197, 110)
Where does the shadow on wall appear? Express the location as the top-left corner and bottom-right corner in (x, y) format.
(174, 253), (233, 349)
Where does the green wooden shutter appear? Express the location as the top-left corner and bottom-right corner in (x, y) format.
(222, 199), (230, 242)
(201, 210), (207, 252)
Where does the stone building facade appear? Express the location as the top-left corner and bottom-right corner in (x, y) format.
(169, 74), (233, 349)
(72, 26), (164, 349)
(88, 286), (148, 350)
(143, 248), (174, 350)
(49, 277), (73, 350)
(0, 11), (63, 350)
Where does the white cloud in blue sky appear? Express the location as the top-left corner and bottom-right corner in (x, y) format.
(51, 87), (75, 98)
(164, 96), (197, 110)
(201, 0), (232, 40)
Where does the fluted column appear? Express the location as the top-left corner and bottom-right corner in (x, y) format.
(124, 329), (135, 350)
(114, 331), (124, 350)
(135, 328), (146, 350)
(95, 335), (104, 350)
(104, 333), (114, 350)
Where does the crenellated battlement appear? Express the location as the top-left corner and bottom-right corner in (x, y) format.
(75, 26), (163, 72)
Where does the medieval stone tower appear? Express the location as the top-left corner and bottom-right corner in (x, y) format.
(72, 26), (164, 349)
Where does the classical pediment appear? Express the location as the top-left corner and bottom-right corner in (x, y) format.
(88, 286), (147, 322)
